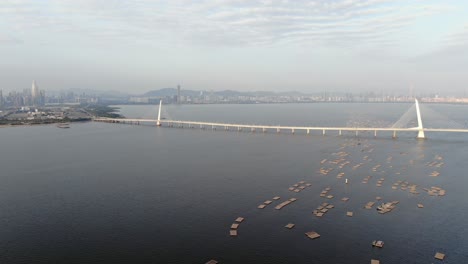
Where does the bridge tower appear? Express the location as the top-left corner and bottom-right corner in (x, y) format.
(415, 99), (425, 139)
(157, 100), (162, 126)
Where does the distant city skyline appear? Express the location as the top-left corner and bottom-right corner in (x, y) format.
(1, 1), (468, 95)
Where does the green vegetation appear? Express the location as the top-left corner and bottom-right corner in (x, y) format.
(84, 104), (123, 118)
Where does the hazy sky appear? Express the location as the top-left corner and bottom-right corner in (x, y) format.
(1, 0), (468, 95)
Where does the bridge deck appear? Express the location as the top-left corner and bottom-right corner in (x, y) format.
(93, 118), (468, 134)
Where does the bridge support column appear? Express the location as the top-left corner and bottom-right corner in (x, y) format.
(307, 129), (310, 135)
(291, 128), (295, 134)
(251, 127), (255, 132)
(339, 130), (342, 136)
(322, 129), (325, 136)
(393, 130), (397, 139)
(355, 130), (358, 137)
(374, 130), (377, 137)
(277, 128), (280, 133)
(262, 127), (266, 133)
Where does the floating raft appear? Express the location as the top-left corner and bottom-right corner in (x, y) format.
(372, 240), (384, 248)
(230, 230), (237, 236)
(305, 231), (320, 239)
(235, 217), (244, 223)
(230, 223), (239, 229)
(346, 211), (354, 217)
(371, 259), (380, 264)
(258, 204), (266, 209)
(273, 196), (281, 200)
(205, 260), (218, 264)
(365, 201), (375, 209)
(417, 204), (424, 208)
(285, 223), (295, 229)
(434, 252), (445, 260)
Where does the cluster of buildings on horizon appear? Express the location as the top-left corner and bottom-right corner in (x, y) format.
(2, 82), (468, 109)
(0, 81), (99, 109)
(129, 89), (468, 105)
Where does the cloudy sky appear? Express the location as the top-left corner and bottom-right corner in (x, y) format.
(1, 0), (468, 95)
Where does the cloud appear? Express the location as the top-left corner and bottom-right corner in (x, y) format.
(0, 0), (456, 49)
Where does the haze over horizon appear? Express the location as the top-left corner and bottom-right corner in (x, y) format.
(1, 0), (468, 95)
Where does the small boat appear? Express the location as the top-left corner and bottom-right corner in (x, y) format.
(56, 123), (70, 129)
(372, 240), (384, 248)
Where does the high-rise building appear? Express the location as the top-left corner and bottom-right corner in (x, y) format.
(32, 80), (40, 105)
(177, 84), (181, 103)
(32, 80), (39, 99)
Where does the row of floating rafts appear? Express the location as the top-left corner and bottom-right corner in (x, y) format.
(364, 201), (376, 209)
(288, 181), (312, 193)
(376, 177), (385, 187)
(430, 171), (440, 177)
(352, 163), (364, 170)
(320, 159), (327, 164)
(275, 198), (298, 210)
(336, 172), (345, 179)
(362, 175), (372, 184)
(423, 186), (446, 196)
(386, 156), (393, 163)
(318, 167), (333, 175)
(376, 201), (399, 214)
(319, 187), (334, 199)
(372, 164), (381, 172)
(338, 160), (350, 169)
(427, 161), (444, 168)
(229, 217), (244, 236)
(257, 196), (281, 209)
(313, 202), (335, 217)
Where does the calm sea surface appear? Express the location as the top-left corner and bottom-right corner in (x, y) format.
(0, 103), (467, 264)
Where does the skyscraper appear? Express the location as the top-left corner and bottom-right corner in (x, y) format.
(32, 80), (39, 99)
(177, 84), (181, 103)
(31, 80), (43, 106)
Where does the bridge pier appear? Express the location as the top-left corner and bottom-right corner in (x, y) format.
(291, 128), (295, 134)
(374, 130), (377, 137)
(322, 129), (325, 136)
(339, 130), (342, 136)
(251, 127), (255, 133)
(307, 129), (310, 135)
(393, 130), (397, 139)
(355, 130), (359, 137)
(262, 127), (266, 133)
(277, 128), (280, 133)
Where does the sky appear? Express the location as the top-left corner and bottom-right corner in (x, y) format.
(1, 0), (468, 95)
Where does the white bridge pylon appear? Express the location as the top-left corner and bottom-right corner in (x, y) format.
(414, 99), (425, 139)
(156, 100), (162, 126)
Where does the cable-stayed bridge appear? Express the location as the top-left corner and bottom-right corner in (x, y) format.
(93, 99), (468, 139)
